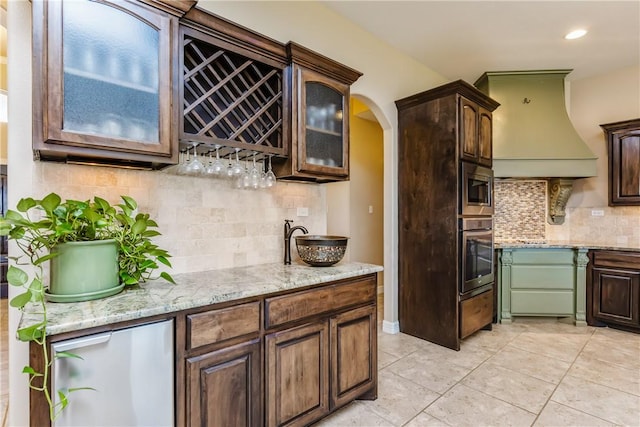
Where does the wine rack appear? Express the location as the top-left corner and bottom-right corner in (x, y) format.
(181, 29), (286, 157)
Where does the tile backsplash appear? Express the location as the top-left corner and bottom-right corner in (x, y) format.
(494, 178), (640, 247)
(494, 180), (546, 241)
(32, 162), (327, 274)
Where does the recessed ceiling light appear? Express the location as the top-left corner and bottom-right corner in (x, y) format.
(565, 29), (587, 40)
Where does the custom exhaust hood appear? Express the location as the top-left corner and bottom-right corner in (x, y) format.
(475, 70), (598, 224)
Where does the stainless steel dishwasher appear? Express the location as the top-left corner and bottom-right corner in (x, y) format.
(52, 319), (174, 426)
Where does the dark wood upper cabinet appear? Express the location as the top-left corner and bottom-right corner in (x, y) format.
(460, 98), (493, 167)
(274, 42), (362, 182)
(601, 118), (640, 206)
(32, 0), (188, 169)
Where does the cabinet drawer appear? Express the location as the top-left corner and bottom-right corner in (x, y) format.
(187, 302), (260, 350)
(265, 276), (376, 329)
(511, 290), (574, 315)
(592, 251), (640, 270)
(460, 289), (493, 339)
(511, 265), (574, 290)
(511, 249), (574, 265)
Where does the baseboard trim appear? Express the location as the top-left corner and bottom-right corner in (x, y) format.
(382, 320), (399, 334)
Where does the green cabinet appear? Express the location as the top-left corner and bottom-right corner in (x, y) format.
(497, 248), (588, 325)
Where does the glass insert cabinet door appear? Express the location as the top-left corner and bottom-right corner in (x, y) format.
(36, 0), (174, 160)
(297, 69), (349, 177)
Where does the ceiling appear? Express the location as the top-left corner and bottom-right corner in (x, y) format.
(321, 1), (640, 84)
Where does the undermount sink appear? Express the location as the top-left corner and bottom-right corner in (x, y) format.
(295, 235), (348, 267)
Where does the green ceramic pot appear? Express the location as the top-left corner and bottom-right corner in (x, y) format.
(48, 239), (122, 302)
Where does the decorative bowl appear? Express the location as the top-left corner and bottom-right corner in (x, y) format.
(295, 235), (349, 267)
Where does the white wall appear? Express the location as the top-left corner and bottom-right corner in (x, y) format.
(8, 1), (445, 423)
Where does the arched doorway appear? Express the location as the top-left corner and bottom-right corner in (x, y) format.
(327, 95), (386, 325)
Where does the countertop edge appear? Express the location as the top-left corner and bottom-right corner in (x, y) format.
(19, 262), (383, 337)
(495, 242), (640, 252)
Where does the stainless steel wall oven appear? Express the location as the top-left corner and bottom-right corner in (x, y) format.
(460, 218), (494, 295)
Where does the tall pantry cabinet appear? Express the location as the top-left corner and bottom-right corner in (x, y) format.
(396, 80), (499, 350)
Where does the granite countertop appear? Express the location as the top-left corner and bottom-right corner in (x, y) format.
(495, 240), (640, 252)
(19, 261), (383, 336)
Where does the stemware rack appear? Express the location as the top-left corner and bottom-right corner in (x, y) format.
(177, 141), (274, 163)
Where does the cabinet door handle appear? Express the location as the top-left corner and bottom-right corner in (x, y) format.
(53, 332), (112, 353)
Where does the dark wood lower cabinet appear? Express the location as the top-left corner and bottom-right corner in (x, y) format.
(266, 322), (330, 427)
(186, 340), (262, 427)
(588, 250), (640, 333)
(330, 305), (377, 408)
(185, 273), (377, 427)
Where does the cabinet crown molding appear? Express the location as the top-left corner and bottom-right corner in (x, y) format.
(182, 7), (288, 67)
(396, 79), (500, 112)
(286, 42), (362, 85)
(138, 0), (197, 17)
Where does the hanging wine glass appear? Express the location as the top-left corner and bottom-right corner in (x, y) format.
(231, 148), (244, 177)
(249, 152), (261, 189)
(175, 149), (189, 175)
(185, 142), (204, 175)
(265, 155), (277, 188)
(205, 145), (225, 176)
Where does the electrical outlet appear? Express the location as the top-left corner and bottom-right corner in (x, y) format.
(368, 205), (373, 214)
(591, 209), (605, 217)
(297, 207), (309, 217)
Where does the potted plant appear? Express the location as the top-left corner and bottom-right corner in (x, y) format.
(0, 192), (175, 420)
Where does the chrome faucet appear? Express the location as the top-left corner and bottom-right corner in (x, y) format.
(284, 219), (308, 265)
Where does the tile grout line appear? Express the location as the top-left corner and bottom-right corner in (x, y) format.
(397, 327), (529, 426)
(527, 326), (613, 426)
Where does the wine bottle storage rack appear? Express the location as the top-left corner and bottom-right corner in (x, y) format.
(181, 33), (286, 157)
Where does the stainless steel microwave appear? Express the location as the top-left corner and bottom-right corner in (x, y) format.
(461, 162), (494, 216)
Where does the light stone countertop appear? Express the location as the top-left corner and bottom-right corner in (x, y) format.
(495, 240), (640, 252)
(18, 261), (383, 337)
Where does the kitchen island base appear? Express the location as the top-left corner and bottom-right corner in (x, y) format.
(497, 248), (589, 326)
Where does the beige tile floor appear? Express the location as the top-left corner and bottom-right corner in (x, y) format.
(317, 317), (640, 427)
(2, 296), (639, 427)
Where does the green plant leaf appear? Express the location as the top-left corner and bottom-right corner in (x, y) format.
(16, 197), (36, 212)
(55, 351), (84, 360)
(5, 209), (25, 220)
(68, 387), (96, 393)
(83, 207), (102, 224)
(7, 266), (28, 286)
(33, 252), (58, 266)
(10, 291), (32, 308)
(119, 271), (138, 285)
(93, 196), (111, 212)
(40, 193), (61, 213)
(55, 222), (74, 235)
(160, 271), (176, 284)
(131, 219), (147, 236)
(121, 195), (137, 211)
(22, 366), (38, 375)
(17, 324), (44, 341)
(142, 230), (161, 238)
(29, 278), (43, 293)
(157, 256), (172, 267)
(57, 390), (69, 411)
(8, 226), (25, 240)
(0, 220), (12, 236)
